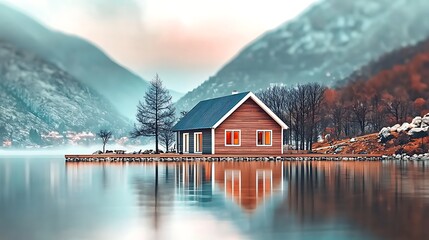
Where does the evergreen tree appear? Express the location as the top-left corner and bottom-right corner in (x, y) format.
(131, 74), (176, 153)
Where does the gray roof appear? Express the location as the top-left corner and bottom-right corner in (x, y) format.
(172, 92), (250, 131)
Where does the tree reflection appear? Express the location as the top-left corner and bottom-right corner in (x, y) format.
(281, 161), (429, 240)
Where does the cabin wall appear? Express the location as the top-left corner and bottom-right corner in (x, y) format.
(176, 129), (212, 154)
(215, 98), (282, 155)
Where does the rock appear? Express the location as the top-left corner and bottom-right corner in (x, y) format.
(422, 116), (429, 126)
(411, 116), (422, 127)
(407, 127), (429, 138)
(378, 127), (392, 143)
(334, 146), (343, 153)
(397, 122), (411, 132)
(390, 124), (401, 132)
(350, 138), (357, 142)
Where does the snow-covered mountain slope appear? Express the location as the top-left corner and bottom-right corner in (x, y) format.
(0, 42), (129, 145)
(0, 3), (182, 118)
(176, 0), (429, 112)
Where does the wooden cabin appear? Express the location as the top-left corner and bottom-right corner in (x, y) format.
(172, 92), (288, 155)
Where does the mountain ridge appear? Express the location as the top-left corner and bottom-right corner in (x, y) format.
(0, 3), (182, 119)
(176, 0), (429, 112)
(0, 41), (130, 145)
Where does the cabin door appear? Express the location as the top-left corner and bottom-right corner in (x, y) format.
(183, 133), (189, 153)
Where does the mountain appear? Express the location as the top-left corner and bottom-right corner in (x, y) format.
(0, 41), (129, 145)
(337, 36), (429, 106)
(0, 3), (182, 118)
(340, 38), (429, 86)
(176, 0), (429, 112)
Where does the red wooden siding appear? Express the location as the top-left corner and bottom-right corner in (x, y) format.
(215, 98), (282, 154)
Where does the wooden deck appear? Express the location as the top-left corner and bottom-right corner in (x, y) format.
(65, 153), (385, 162)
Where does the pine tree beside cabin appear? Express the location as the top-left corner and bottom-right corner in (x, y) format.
(172, 92), (288, 155)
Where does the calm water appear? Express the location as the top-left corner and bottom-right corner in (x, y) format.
(1, 157), (429, 240)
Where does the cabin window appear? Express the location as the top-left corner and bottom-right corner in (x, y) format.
(256, 130), (272, 146)
(183, 133), (189, 153)
(194, 132), (203, 153)
(225, 130), (241, 146)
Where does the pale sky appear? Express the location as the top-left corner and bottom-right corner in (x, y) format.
(1, 0), (317, 93)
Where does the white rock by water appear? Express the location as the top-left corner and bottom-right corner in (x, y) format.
(390, 124), (401, 132)
(407, 127), (429, 137)
(378, 127), (391, 141)
(397, 122), (411, 132)
(422, 116), (429, 126)
(411, 116), (422, 126)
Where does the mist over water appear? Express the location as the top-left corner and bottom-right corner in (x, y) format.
(0, 143), (156, 156)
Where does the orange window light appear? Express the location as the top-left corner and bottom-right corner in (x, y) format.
(226, 131), (232, 145)
(265, 131), (271, 145)
(258, 131), (263, 145)
(234, 131), (239, 145)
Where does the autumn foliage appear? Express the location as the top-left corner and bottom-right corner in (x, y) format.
(322, 38), (429, 140)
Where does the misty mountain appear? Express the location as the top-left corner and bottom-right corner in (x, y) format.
(336, 36), (429, 101)
(340, 37), (429, 87)
(0, 3), (183, 119)
(0, 41), (130, 145)
(176, 0), (429, 112)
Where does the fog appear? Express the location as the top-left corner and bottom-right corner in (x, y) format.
(0, 143), (156, 156)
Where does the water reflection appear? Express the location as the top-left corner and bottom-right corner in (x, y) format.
(0, 158), (429, 240)
(283, 162), (429, 240)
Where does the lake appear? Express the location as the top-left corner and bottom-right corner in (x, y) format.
(1, 157), (429, 240)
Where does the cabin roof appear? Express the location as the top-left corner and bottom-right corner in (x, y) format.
(173, 91), (289, 131)
(172, 92), (250, 131)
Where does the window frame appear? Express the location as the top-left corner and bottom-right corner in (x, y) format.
(183, 133), (190, 153)
(256, 130), (273, 146)
(194, 132), (203, 153)
(224, 129), (241, 146)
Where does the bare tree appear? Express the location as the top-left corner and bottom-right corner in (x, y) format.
(257, 86), (289, 144)
(370, 94), (385, 132)
(305, 83), (326, 150)
(131, 74), (176, 153)
(331, 104), (345, 139)
(98, 129), (112, 153)
(259, 84), (325, 151)
(159, 115), (176, 152)
(159, 130), (175, 152)
(386, 98), (410, 124)
(352, 99), (370, 135)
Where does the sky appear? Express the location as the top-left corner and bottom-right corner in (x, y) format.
(1, 0), (317, 93)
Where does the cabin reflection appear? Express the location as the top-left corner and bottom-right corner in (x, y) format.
(214, 162), (284, 211)
(173, 162), (285, 211)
